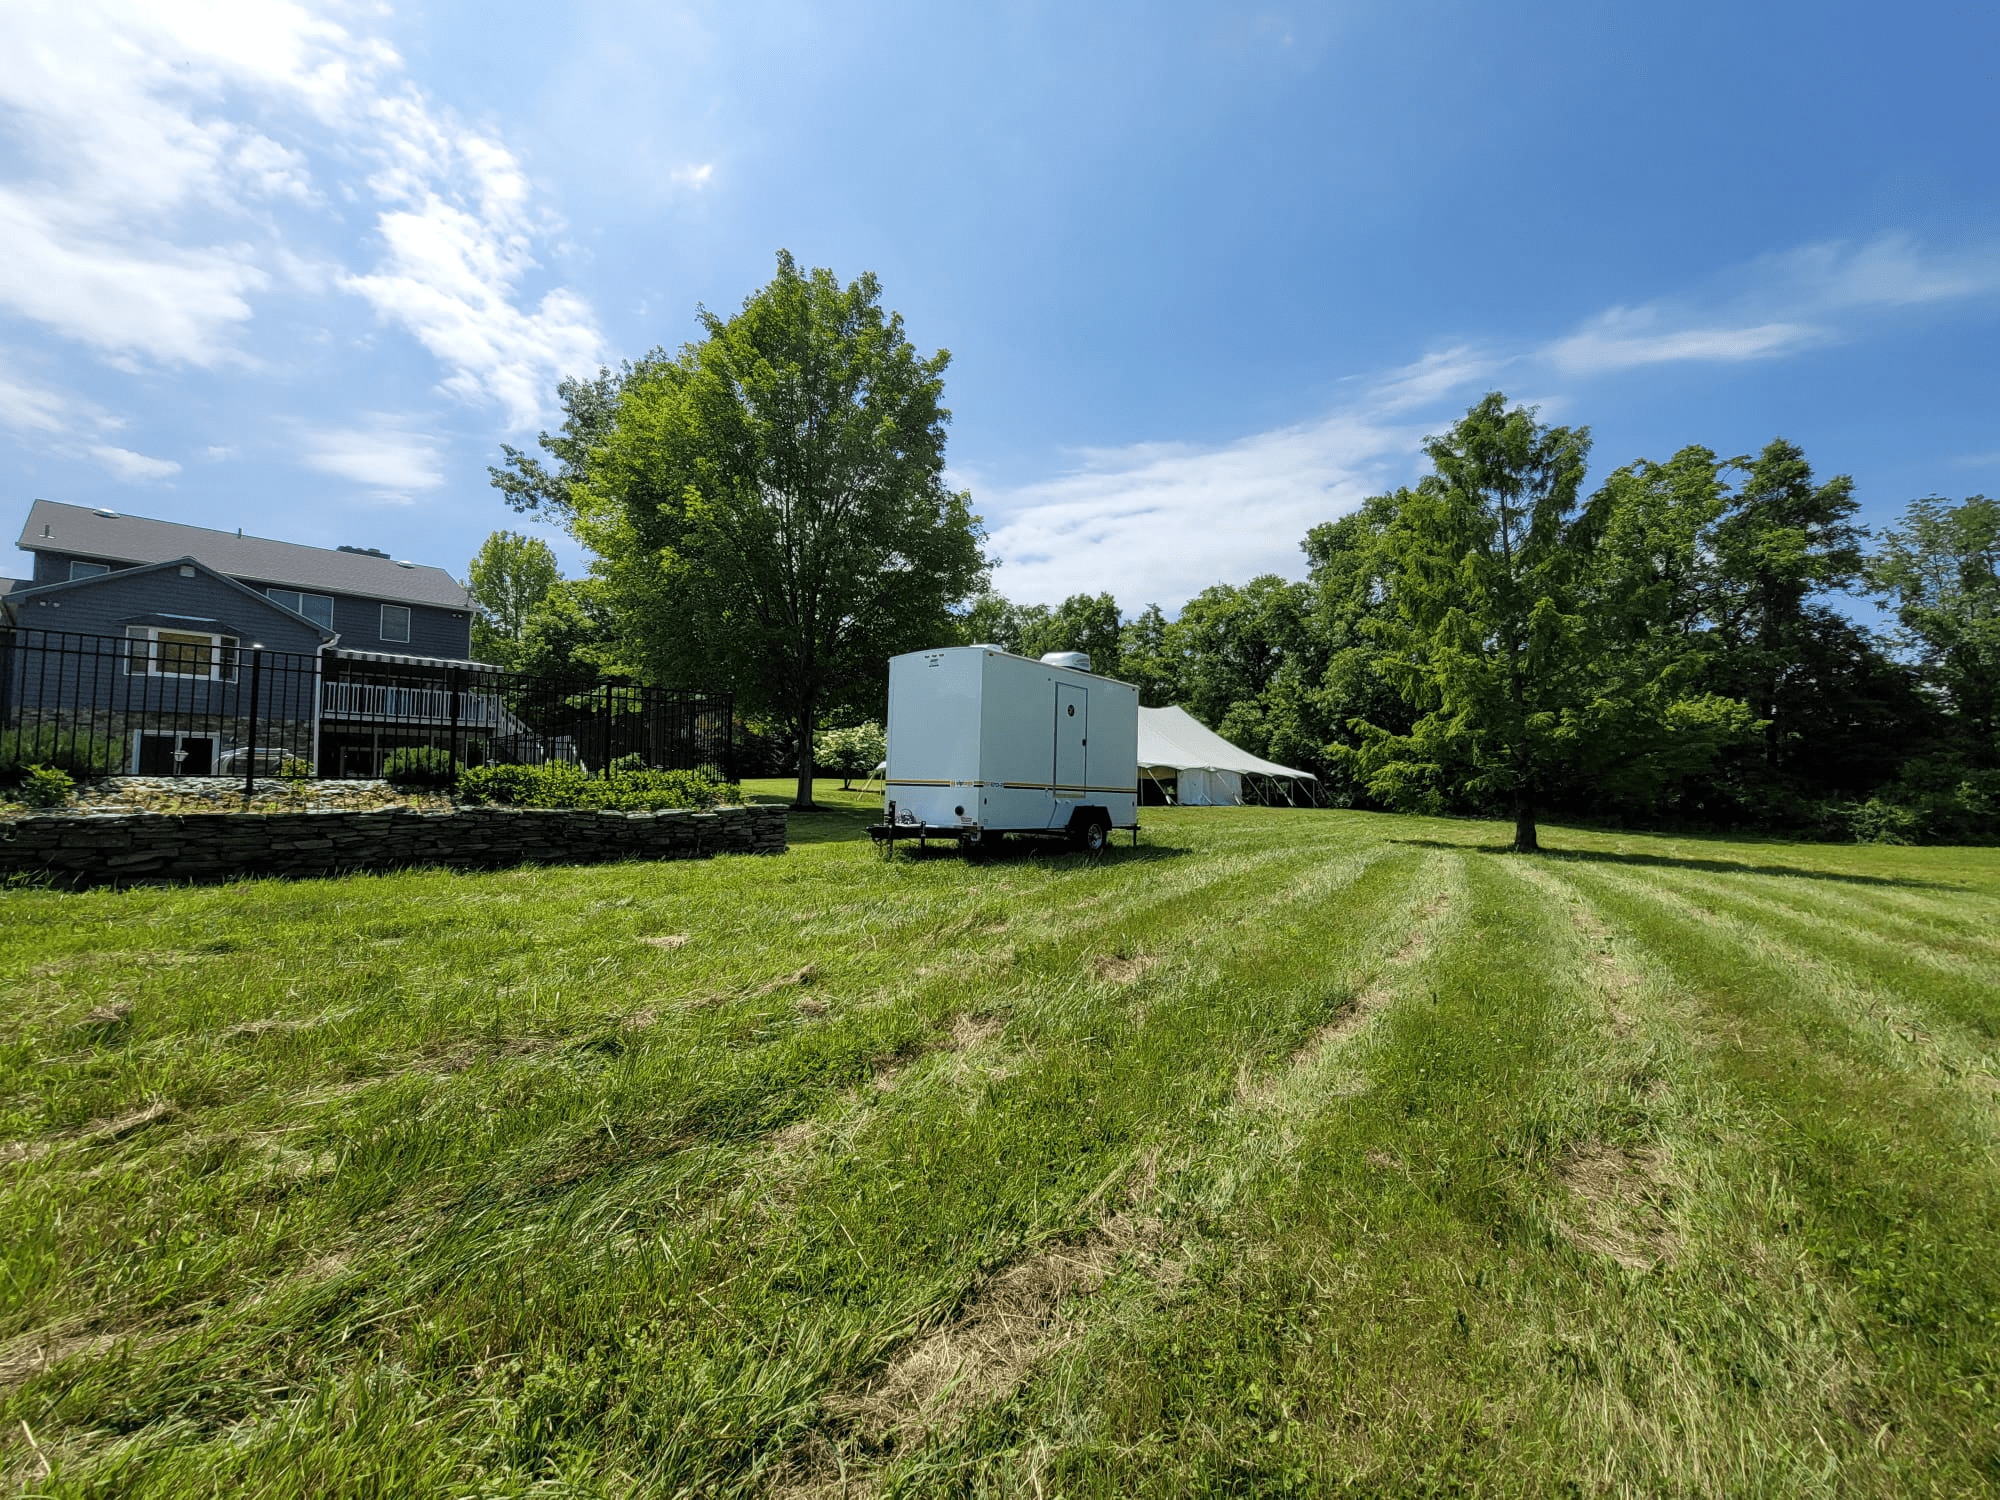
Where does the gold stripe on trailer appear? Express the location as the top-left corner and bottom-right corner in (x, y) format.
(886, 779), (954, 787)
(1001, 782), (1139, 794)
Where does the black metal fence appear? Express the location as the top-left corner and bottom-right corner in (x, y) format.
(0, 629), (733, 784)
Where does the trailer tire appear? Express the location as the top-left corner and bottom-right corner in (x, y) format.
(1070, 809), (1112, 854)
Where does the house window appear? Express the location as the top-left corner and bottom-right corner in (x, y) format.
(380, 604), (411, 643)
(123, 626), (239, 682)
(70, 561), (110, 580)
(266, 588), (335, 629)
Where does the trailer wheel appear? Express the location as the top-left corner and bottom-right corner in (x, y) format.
(1073, 812), (1112, 854)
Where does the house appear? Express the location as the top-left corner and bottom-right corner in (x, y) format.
(0, 500), (484, 777)
(9, 499), (474, 656)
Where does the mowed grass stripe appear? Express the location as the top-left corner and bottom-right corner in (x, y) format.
(1550, 859), (2000, 1492)
(1569, 862), (2000, 1128)
(908, 846), (1644, 1493)
(1597, 860), (2000, 1049)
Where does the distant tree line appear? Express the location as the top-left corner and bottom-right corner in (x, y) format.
(468, 255), (1995, 840)
(966, 397), (1998, 845)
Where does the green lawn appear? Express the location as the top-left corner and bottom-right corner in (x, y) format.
(3, 810), (1998, 1496)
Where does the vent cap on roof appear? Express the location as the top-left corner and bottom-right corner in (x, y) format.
(337, 545), (391, 558)
(1040, 651), (1091, 671)
(93, 508), (118, 518)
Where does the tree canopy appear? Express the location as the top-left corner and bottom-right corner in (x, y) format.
(466, 530), (562, 671)
(572, 252), (987, 807)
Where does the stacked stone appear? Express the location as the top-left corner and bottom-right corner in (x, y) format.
(0, 804), (788, 885)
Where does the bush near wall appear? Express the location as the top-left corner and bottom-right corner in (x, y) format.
(380, 746), (463, 790)
(0, 728), (124, 782)
(457, 761), (741, 811)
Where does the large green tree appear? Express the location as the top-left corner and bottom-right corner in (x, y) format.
(1707, 438), (1868, 772)
(466, 530), (562, 670)
(1348, 393), (1595, 852)
(578, 253), (988, 808)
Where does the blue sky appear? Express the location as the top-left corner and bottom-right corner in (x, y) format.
(2, 0), (1995, 609)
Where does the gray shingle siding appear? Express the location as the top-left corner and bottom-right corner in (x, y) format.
(240, 589), (470, 658)
(13, 568), (328, 654)
(32, 551), (133, 585)
(18, 556), (470, 656)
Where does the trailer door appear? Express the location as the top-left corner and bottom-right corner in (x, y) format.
(1054, 682), (1088, 791)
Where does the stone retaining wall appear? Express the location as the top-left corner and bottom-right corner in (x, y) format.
(0, 804), (787, 886)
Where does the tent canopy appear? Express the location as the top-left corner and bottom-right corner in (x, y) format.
(1136, 705), (1316, 781)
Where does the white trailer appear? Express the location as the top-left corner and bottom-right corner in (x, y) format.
(872, 645), (1139, 853)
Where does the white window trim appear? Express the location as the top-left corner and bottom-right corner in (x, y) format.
(379, 604), (411, 643)
(124, 625), (239, 682)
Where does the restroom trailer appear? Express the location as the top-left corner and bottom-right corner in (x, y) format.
(870, 645), (1138, 852)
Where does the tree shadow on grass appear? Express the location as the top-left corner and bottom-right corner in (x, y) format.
(877, 836), (1192, 867)
(771, 806), (879, 847)
(1391, 838), (1964, 891)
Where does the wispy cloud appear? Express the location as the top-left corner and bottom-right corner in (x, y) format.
(979, 407), (1425, 607)
(670, 162), (715, 188)
(301, 421), (445, 501)
(1541, 233), (2000, 375)
(90, 444), (181, 481)
(1545, 312), (1820, 374)
(0, 0), (602, 423)
(0, 367), (74, 434)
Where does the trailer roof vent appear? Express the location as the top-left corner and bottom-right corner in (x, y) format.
(1040, 651), (1091, 671)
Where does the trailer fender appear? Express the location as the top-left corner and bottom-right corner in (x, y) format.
(1066, 805), (1113, 852)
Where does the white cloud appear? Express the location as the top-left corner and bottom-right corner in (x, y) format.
(671, 162), (715, 188)
(0, 0), (602, 422)
(90, 444), (180, 481)
(1767, 233), (2000, 310)
(0, 368), (73, 434)
(1545, 311), (1820, 374)
(1541, 233), (2000, 376)
(980, 407), (1424, 607)
(301, 422), (445, 500)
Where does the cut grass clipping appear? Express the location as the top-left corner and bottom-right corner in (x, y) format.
(2, 805), (1997, 1496)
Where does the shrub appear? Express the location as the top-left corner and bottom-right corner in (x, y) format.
(0, 727), (124, 781)
(457, 761), (740, 811)
(17, 764), (74, 809)
(380, 745), (462, 789)
(814, 721), (887, 789)
(278, 756), (314, 786)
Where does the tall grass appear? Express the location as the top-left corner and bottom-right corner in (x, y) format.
(1, 810), (1995, 1495)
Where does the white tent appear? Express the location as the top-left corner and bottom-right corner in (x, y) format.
(1136, 705), (1317, 806)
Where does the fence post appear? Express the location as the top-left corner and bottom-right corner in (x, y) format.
(602, 681), (613, 776)
(448, 665), (461, 772)
(243, 648), (262, 796)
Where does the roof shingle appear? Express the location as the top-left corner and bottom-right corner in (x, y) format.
(16, 500), (473, 611)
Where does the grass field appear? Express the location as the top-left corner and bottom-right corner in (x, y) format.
(3, 804), (1998, 1496)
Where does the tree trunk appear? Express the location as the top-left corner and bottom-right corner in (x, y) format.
(1512, 789), (1539, 853)
(793, 701), (817, 810)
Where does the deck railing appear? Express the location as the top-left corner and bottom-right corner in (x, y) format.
(319, 679), (508, 727)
